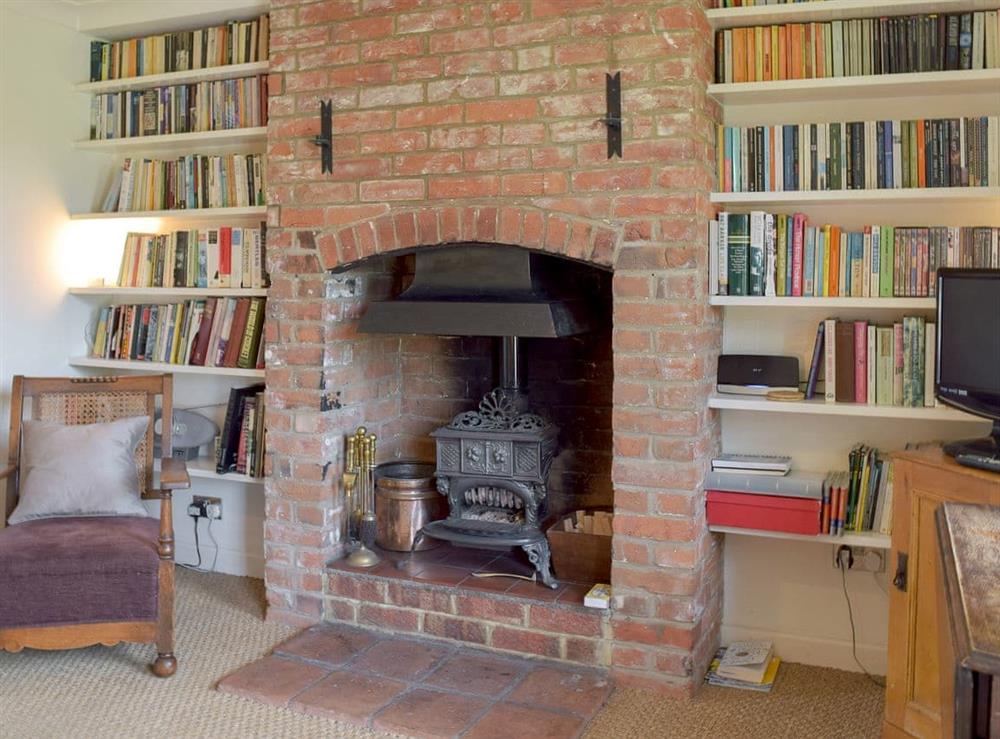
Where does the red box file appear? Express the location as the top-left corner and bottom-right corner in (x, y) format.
(706, 490), (821, 535)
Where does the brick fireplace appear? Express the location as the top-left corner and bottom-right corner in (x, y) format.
(262, 0), (722, 695)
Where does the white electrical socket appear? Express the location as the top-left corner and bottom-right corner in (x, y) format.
(191, 495), (223, 520)
(832, 545), (885, 573)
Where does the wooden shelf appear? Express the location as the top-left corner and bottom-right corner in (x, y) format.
(75, 127), (266, 155)
(70, 287), (267, 298)
(155, 456), (263, 486)
(708, 0), (999, 30)
(76, 61), (269, 94)
(70, 357), (264, 378)
(710, 296), (936, 309)
(70, 205), (266, 221)
(709, 524), (891, 550)
(709, 68), (1000, 105)
(708, 393), (982, 421)
(710, 187), (1000, 206)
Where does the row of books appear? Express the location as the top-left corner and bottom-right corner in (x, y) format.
(710, 213), (1000, 298)
(116, 226), (268, 290)
(717, 118), (1000, 192)
(820, 447), (893, 536)
(90, 298), (265, 370)
(716, 11), (1000, 84)
(806, 318), (935, 408)
(217, 384), (266, 478)
(89, 16), (270, 82)
(102, 154), (266, 213)
(89, 76), (268, 140)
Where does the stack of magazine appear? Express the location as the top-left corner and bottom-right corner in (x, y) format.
(705, 640), (781, 693)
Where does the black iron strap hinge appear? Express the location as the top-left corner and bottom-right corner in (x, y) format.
(601, 71), (623, 159)
(312, 99), (333, 174)
(893, 551), (908, 592)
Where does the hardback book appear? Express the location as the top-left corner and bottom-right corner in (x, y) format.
(925, 322), (936, 407)
(805, 320), (825, 400)
(823, 317), (837, 402)
(834, 321), (855, 403)
(727, 214), (750, 296)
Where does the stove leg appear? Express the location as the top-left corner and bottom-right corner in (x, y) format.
(521, 541), (558, 589)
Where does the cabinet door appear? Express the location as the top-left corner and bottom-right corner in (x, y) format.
(885, 460), (1000, 738)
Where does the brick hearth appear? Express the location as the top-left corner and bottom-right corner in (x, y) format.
(263, 0), (722, 695)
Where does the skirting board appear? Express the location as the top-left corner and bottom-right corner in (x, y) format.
(172, 543), (264, 579)
(721, 624), (887, 676)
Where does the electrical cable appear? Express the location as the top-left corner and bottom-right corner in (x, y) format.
(206, 518), (220, 572)
(177, 514), (205, 572)
(839, 551), (885, 688)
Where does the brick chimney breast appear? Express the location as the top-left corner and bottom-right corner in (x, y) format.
(264, 0), (721, 696)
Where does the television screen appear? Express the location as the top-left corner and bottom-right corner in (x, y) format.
(936, 270), (1000, 420)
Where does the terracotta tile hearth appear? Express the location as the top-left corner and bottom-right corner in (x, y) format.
(218, 622), (613, 738)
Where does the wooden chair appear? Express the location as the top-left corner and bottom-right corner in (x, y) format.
(0, 374), (189, 676)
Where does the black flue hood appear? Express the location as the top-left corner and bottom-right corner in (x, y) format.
(357, 244), (599, 337)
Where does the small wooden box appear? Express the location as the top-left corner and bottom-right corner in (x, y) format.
(546, 511), (612, 585)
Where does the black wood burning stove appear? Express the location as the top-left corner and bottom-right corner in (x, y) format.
(356, 244), (600, 588)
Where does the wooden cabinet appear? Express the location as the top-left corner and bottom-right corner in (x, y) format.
(884, 448), (1000, 738)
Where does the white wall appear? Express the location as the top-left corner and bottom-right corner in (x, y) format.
(0, 6), (264, 577)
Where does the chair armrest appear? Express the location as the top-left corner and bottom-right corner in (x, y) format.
(159, 458), (191, 491)
(0, 465), (15, 481)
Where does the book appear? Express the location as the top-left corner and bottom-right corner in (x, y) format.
(727, 214), (750, 296)
(712, 454), (791, 473)
(716, 640), (773, 683)
(705, 648), (780, 693)
(705, 470), (826, 499)
(834, 321), (855, 403)
(584, 584), (611, 610)
(805, 320), (825, 399)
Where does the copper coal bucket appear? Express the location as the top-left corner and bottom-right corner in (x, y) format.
(374, 461), (445, 551)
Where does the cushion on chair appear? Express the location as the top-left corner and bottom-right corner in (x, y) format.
(0, 516), (161, 629)
(8, 416), (149, 525)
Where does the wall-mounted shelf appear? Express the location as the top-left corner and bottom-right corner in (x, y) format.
(709, 68), (1000, 105)
(76, 61), (269, 94)
(155, 456), (264, 486)
(708, 393), (982, 421)
(70, 205), (266, 221)
(711, 187), (1000, 206)
(70, 357), (264, 378)
(708, 0), (998, 30)
(75, 127), (267, 155)
(70, 287), (268, 299)
(709, 524), (891, 550)
(710, 296), (936, 309)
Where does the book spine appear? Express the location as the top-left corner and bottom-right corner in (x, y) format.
(854, 321), (867, 404)
(824, 318), (837, 403)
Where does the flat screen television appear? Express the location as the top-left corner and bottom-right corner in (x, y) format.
(936, 268), (1000, 468)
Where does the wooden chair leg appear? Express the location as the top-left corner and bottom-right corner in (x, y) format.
(152, 560), (177, 678)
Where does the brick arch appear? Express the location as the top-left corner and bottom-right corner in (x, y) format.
(316, 204), (623, 273)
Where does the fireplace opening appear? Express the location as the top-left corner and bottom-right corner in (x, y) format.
(332, 243), (613, 601)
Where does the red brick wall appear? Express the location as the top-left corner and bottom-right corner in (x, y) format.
(264, 0), (722, 695)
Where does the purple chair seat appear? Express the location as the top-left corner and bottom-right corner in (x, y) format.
(0, 516), (160, 630)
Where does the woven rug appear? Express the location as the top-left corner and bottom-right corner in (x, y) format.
(0, 569), (883, 738)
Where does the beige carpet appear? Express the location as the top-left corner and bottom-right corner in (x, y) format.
(0, 570), (883, 738)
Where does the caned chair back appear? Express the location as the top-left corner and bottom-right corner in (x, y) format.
(3, 374), (172, 524)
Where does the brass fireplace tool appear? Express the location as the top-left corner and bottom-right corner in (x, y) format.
(343, 427), (380, 568)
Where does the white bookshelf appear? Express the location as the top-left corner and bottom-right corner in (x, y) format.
(69, 357), (264, 379)
(70, 205), (266, 221)
(709, 69), (1000, 105)
(711, 187), (1000, 206)
(70, 287), (268, 299)
(708, 393), (979, 421)
(708, 0), (997, 29)
(74, 127), (267, 155)
(75, 61), (269, 94)
(708, 525), (891, 550)
(710, 296), (936, 309)
(155, 456), (264, 486)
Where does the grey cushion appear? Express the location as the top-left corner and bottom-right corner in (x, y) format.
(8, 416), (149, 525)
